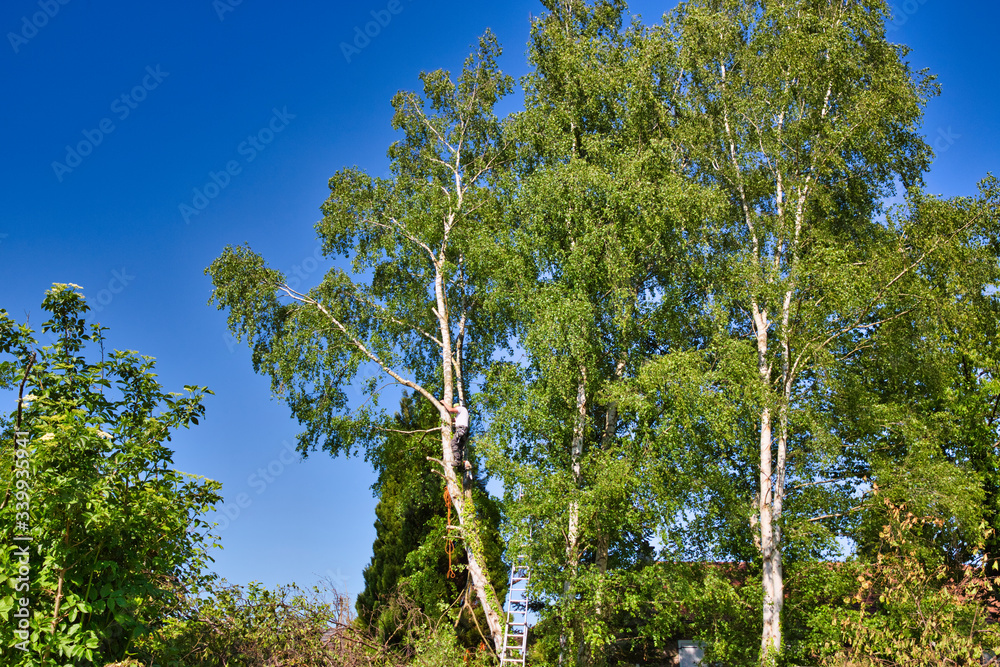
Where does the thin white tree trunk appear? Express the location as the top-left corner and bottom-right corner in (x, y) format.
(754, 304), (782, 659)
(566, 368), (588, 571)
(560, 369), (588, 666)
(433, 251), (505, 649)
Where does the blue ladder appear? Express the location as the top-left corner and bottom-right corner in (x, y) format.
(500, 553), (530, 665)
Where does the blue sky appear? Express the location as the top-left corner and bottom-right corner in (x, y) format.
(0, 0), (996, 600)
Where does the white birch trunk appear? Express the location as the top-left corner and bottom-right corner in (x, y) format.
(753, 305), (783, 658)
(567, 369), (588, 570)
(560, 370), (588, 666)
(433, 249), (505, 650)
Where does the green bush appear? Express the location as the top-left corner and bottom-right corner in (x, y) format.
(0, 285), (221, 666)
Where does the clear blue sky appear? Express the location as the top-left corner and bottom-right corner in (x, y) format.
(1, 0), (996, 600)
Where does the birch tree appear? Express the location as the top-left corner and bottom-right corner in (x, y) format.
(657, 0), (941, 658)
(207, 34), (513, 651)
(482, 3), (710, 661)
(827, 186), (1000, 566)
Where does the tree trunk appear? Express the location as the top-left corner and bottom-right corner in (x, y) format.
(560, 370), (588, 666)
(445, 466), (504, 648)
(594, 409), (615, 577)
(754, 306), (782, 660)
(596, 358), (625, 575)
(434, 253), (505, 650)
(567, 369), (587, 566)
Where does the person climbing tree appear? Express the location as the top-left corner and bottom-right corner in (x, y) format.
(446, 403), (470, 471)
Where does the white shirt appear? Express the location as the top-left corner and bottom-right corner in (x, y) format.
(454, 406), (469, 429)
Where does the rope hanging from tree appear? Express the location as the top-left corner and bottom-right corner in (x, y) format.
(444, 487), (456, 579)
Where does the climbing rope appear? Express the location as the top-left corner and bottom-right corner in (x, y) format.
(444, 487), (456, 579)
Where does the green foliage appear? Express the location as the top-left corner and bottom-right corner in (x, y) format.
(519, 561), (762, 666)
(0, 284), (221, 666)
(486, 0), (1000, 662)
(481, 4), (714, 659)
(134, 574), (493, 667)
(825, 185), (1000, 569)
(654, 0), (941, 556)
(201, 0), (1000, 662)
(206, 31), (514, 461)
(809, 502), (1000, 666)
(409, 624), (496, 667)
(357, 408), (447, 643)
(135, 580), (382, 667)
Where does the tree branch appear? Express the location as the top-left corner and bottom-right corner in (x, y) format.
(807, 504), (865, 523)
(276, 283), (446, 415)
(376, 426), (442, 436)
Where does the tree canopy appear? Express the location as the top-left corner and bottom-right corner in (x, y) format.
(206, 1), (1000, 664)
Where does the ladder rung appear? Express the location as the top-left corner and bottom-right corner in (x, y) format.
(503, 544), (531, 663)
